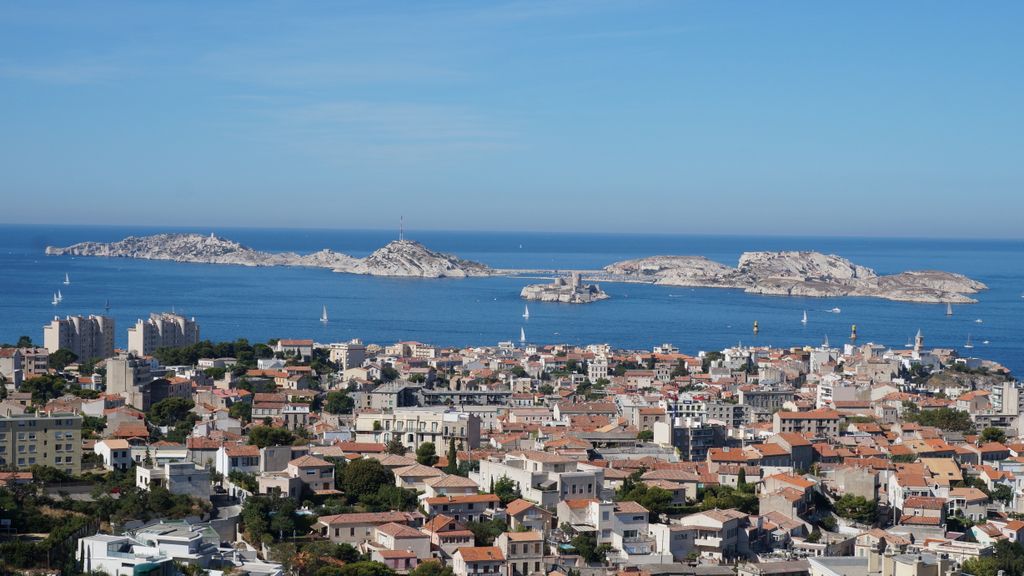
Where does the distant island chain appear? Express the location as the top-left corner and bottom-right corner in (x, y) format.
(46, 233), (986, 304)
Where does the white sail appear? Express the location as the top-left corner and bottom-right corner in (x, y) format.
(946, 303), (953, 316)
(320, 305), (328, 323)
(52, 292), (59, 305)
(57, 289), (63, 301)
(63, 273), (70, 285)
(801, 310), (807, 324)
(523, 305), (530, 319)
(520, 327), (526, 343)
(964, 334), (973, 349)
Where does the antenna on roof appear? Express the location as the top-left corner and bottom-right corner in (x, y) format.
(400, 215), (405, 241)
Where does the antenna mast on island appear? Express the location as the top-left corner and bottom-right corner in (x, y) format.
(400, 215), (404, 241)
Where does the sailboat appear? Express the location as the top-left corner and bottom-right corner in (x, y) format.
(320, 305), (329, 324)
(63, 273), (70, 285)
(523, 305), (530, 320)
(964, 334), (974, 349)
(519, 327), (526, 344)
(801, 310), (808, 325)
(104, 299), (111, 312)
(946, 303), (953, 316)
(56, 289), (63, 302)
(51, 292), (59, 305)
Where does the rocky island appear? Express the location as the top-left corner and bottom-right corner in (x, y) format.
(45, 233), (493, 278)
(602, 251), (986, 303)
(521, 273), (609, 304)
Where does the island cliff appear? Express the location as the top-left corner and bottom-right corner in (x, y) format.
(602, 251), (986, 303)
(45, 235), (987, 303)
(45, 233), (493, 279)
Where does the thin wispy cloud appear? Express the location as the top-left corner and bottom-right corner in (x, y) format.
(0, 60), (121, 84)
(198, 49), (465, 88)
(251, 100), (515, 163)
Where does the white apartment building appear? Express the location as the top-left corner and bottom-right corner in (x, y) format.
(354, 407), (482, 450)
(127, 312), (200, 356)
(43, 315), (115, 361)
(329, 339), (367, 369)
(472, 450), (605, 508)
(136, 461), (211, 500)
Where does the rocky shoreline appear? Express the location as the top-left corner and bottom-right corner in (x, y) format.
(601, 251), (986, 303)
(45, 233), (493, 278)
(45, 234), (987, 303)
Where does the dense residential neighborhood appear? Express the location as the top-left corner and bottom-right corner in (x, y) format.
(1, 314), (1022, 576)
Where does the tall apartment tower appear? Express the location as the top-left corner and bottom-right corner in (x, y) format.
(0, 412), (83, 475)
(43, 315), (115, 362)
(127, 312), (200, 356)
(329, 339), (367, 370)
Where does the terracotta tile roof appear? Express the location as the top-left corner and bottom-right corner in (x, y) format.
(377, 550), (417, 559)
(456, 546), (504, 562)
(903, 496), (946, 510)
(563, 498), (598, 510)
(425, 494), (500, 506)
(290, 455), (333, 468)
(506, 498), (549, 517)
(504, 531), (542, 541)
(376, 522), (428, 538)
(614, 501), (648, 514)
(317, 511), (413, 526)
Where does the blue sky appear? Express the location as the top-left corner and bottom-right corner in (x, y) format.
(1, 1), (1021, 237)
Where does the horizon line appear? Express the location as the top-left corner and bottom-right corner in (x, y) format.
(1, 221), (1023, 243)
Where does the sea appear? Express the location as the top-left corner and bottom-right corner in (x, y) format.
(1, 224), (1022, 375)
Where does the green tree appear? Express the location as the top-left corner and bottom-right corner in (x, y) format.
(444, 438), (459, 474)
(20, 374), (67, 403)
(416, 442), (438, 466)
(410, 560), (455, 576)
(834, 495), (877, 525)
(48, 349), (79, 371)
(699, 485), (758, 515)
(538, 384), (554, 395)
(962, 540), (1024, 576)
(637, 430), (653, 442)
(248, 426), (296, 448)
(359, 484), (418, 512)
(992, 484), (1014, 504)
(386, 438), (407, 455)
(15, 336), (33, 348)
(148, 397), (195, 426)
(465, 518), (507, 546)
(616, 482), (673, 521)
(571, 532), (611, 564)
(340, 458), (395, 502)
(493, 476), (522, 506)
(981, 427), (1007, 444)
(324, 391), (355, 414)
(229, 401), (252, 422)
(337, 561), (397, 576)
(905, 407), (974, 433)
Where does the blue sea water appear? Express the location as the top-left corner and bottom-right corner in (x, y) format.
(0, 224), (1021, 375)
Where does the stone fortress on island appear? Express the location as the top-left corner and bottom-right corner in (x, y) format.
(520, 272), (609, 304)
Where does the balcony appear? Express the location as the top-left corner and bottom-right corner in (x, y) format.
(694, 536), (723, 548)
